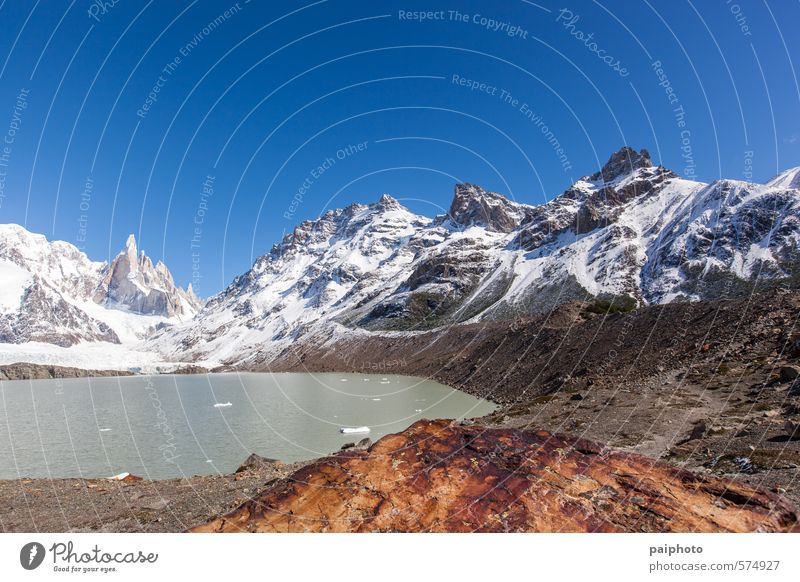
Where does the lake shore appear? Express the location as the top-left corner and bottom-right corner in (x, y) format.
(0, 454), (312, 533)
(0, 362), (211, 381)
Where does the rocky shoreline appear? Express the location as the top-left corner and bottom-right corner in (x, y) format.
(0, 454), (312, 533)
(0, 362), (134, 381)
(2, 421), (797, 533)
(0, 362), (210, 381)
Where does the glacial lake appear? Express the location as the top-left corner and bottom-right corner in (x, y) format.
(0, 373), (494, 479)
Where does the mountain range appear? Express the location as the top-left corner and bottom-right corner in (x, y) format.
(1, 146), (799, 370)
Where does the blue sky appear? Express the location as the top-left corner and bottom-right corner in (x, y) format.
(0, 0), (798, 295)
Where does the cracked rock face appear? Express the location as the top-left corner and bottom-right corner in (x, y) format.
(190, 420), (799, 533)
(447, 183), (530, 233)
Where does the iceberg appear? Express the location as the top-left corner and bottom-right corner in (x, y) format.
(340, 426), (370, 434)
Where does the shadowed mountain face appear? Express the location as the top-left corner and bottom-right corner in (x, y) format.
(153, 147), (800, 367)
(191, 420), (799, 533)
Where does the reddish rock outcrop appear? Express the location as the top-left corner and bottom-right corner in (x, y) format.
(190, 420), (799, 533)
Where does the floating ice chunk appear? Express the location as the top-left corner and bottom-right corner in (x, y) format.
(340, 426), (370, 434)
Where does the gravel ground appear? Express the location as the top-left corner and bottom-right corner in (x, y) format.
(0, 457), (308, 533)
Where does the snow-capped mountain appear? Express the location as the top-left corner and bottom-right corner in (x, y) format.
(152, 147), (800, 366)
(0, 225), (201, 347)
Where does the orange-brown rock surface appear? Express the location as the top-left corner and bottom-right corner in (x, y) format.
(191, 420), (799, 533)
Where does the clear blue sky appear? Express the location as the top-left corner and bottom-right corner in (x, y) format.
(0, 0), (798, 295)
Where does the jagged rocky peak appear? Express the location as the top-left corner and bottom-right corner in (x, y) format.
(123, 233), (138, 261)
(93, 234), (201, 317)
(589, 146), (653, 183)
(376, 193), (401, 209)
(185, 282), (200, 304)
(447, 183), (527, 233)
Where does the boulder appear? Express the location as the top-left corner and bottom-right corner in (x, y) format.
(785, 421), (800, 441)
(779, 366), (800, 383)
(191, 420), (799, 533)
(235, 453), (282, 473)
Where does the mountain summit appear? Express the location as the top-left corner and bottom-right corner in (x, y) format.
(589, 146), (653, 183)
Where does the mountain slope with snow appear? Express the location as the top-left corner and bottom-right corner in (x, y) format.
(152, 147), (800, 367)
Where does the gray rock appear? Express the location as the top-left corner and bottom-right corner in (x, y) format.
(784, 420), (800, 441)
(589, 146), (653, 183)
(779, 366), (800, 382)
(235, 453), (282, 473)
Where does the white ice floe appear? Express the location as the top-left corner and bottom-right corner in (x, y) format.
(340, 426), (370, 434)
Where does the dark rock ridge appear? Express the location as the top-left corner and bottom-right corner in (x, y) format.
(264, 288), (798, 401)
(447, 183), (530, 233)
(589, 146), (653, 183)
(190, 420), (799, 533)
(0, 362), (132, 381)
